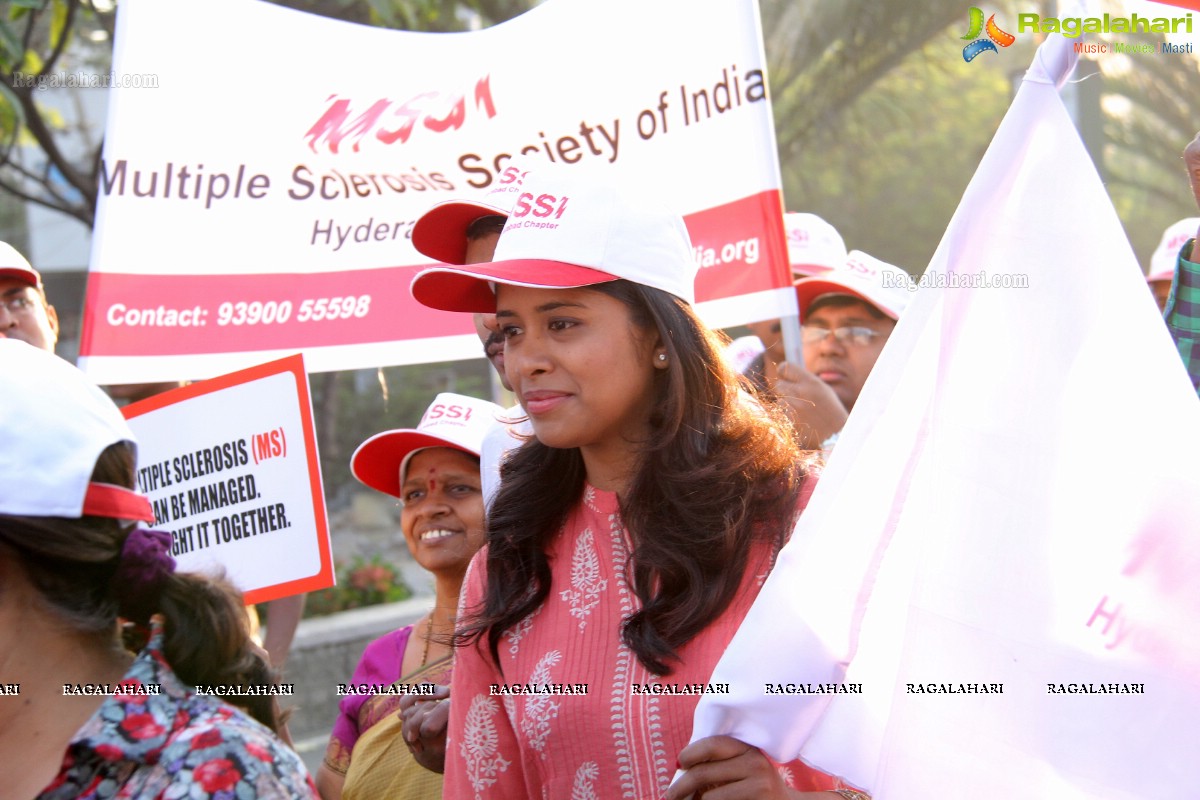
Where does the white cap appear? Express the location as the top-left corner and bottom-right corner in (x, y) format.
(410, 166), (697, 312)
(0, 340), (153, 522)
(725, 335), (766, 376)
(784, 212), (846, 278)
(1148, 217), (1199, 283)
(350, 392), (504, 498)
(795, 250), (912, 321)
(0, 241), (41, 288)
(411, 161), (531, 265)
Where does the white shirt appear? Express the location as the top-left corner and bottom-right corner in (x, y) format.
(480, 403), (531, 512)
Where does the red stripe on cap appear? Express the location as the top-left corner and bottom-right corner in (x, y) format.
(83, 482), (156, 523)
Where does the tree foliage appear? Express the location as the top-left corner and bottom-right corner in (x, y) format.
(0, 0), (111, 225)
(775, 24), (1019, 271)
(269, 0), (533, 31)
(1094, 29), (1200, 260)
(762, 0), (968, 159)
(767, 0), (1200, 270)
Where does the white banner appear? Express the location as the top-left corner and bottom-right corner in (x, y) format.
(79, 0), (794, 383)
(687, 35), (1200, 798)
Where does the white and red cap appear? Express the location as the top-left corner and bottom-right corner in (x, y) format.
(1148, 217), (1200, 283)
(0, 240), (41, 288)
(409, 166), (697, 312)
(784, 212), (846, 279)
(795, 250), (912, 321)
(350, 392), (503, 499)
(0, 340), (154, 523)
(725, 335), (766, 376)
(411, 162), (531, 265)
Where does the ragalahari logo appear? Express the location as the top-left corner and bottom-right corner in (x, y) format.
(961, 7), (1015, 62)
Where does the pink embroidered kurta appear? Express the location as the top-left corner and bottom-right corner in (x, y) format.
(445, 484), (836, 799)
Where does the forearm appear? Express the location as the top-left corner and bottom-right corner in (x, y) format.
(262, 594), (306, 668)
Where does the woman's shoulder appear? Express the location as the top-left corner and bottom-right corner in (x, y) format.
(347, 624), (415, 686)
(363, 625), (415, 661)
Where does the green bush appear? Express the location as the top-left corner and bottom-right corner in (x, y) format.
(304, 555), (412, 617)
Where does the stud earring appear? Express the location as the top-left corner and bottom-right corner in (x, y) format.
(657, 353), (667, 363)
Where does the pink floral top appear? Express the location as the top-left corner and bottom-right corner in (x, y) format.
(445, 484), (835, 799)
(37, 619), (316, 799)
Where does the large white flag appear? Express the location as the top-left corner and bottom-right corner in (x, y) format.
(688, 34), (1200, 799)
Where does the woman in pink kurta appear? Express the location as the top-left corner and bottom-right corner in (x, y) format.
(448, 484), (838, 798)
(410, 167), (858, 800)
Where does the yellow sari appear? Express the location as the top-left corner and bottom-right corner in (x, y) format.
(341, 655), (452, 800)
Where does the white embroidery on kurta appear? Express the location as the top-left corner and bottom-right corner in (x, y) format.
(758, 534), (783, 587)
(521, 650), (562, 756)
(607, 511), (641, 798)
(559, 527), (606, 631)
(461, 695), (511, 798)
(777, 765), (795, 787)
(571, 761), (600, 800)
(504, 601), (541, 659)
(645, 694), (670, 790)
(583, 485), (603, 513)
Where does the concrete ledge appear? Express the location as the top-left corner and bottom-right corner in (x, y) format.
(293, 596), (432, 649)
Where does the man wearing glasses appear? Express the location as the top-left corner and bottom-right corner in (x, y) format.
(774, 252), (911, 451)
(794, 251), (911, 413)
(0, 241), (58, 353)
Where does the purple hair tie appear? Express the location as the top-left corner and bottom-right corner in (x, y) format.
(114, 528), (176, 623)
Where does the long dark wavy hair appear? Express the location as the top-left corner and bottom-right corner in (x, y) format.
(0, 443), (283, 730)
(457, 280), (808, 675)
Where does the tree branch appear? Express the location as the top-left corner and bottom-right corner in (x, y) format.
(0, 172), (89, 224)
(8, 84), (96, 220)
(40, 0), (80, 77)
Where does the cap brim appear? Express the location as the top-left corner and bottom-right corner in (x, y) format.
(795, 278), (897, 321)
(351, 430), (476, 498)
(411, 259), (619, 313)
(791, 263), (835, 280)
(83, 482), (156, 523)
(0, 266), (40, 288)
(412, 200), (508, 265)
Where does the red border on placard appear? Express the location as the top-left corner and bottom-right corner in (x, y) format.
(122, 353), (332, 604)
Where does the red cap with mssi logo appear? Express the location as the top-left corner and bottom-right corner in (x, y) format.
(409, 166), (697, 312)
(411, 163), (531, 265)
(795, 250), (912, 321)
(784, 212), (845, 279)
(350, 392), (503, 498)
